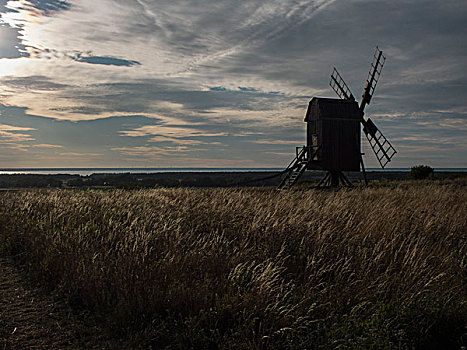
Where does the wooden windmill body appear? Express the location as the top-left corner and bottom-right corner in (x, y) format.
(278, 47), (397, 189)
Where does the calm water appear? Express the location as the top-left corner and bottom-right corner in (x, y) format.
(0, 168), (466, 176)
(0, 168), (283, 176)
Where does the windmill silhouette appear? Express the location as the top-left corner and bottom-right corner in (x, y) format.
(278, 47), (396, 189)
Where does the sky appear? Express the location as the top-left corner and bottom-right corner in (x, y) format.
(0, 0), (466, 169)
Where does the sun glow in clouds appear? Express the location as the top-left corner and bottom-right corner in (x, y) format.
(0, 0), (465, 167)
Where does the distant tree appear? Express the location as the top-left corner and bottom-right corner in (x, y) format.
(67, 178), (86, 187)
(408, 165), (434, 180)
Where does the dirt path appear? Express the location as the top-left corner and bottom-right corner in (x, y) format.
(0, 258), (127, 350)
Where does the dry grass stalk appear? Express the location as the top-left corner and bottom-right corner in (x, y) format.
(0, 180), (465, 349)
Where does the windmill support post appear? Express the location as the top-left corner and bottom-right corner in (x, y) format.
(316, 170), (353, 188)
(360, 153), (368, 186)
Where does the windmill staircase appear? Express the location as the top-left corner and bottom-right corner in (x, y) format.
(278, 146), (320, 190)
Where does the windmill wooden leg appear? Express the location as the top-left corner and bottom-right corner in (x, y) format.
(329, 172), (333, 186)
(317, 171), (352, 188)
(317, 171), (330, 188)
(330, 171), (340, 187)
(360, 154), (368, 186)
(339, 171), (353, 187)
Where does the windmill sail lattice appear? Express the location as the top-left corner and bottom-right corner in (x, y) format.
(360, 47), (386, 111)
(328, 47), (395, 170)
(330, 68), (355, 101)
(363, 118), (397, 168)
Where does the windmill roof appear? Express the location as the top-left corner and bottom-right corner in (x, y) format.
(305, 97), (361, 121)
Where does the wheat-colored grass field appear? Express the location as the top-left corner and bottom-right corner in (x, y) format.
(0, 180), (466, 349)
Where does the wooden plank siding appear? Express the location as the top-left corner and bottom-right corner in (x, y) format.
(305, 97), (361, 171)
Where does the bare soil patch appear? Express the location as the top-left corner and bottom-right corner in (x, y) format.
(0, 257), (126, 350)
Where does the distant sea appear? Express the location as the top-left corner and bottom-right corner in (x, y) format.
(0, 168), (466, 176)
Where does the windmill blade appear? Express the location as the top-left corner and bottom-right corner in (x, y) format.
(360, 47), (386, 112)
(330, 68), (355, 101)
(362, 118), (396, 168)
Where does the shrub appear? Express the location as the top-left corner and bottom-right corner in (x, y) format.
(408, 165), (434, 180)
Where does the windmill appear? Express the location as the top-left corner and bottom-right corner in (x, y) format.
(278, 47), (396, 189)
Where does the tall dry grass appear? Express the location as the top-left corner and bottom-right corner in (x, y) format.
(0, 180), (466, 349)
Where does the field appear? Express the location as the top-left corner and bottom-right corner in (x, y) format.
(0, 180), (466, 349)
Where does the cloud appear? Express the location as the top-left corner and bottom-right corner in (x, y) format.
(233, 131), (265, 137)
(0, 130), (34, 142)
(0, 123), (35, 131)
(0, 123), (64, 153)
(265, 151), (297, 156)
(32, 143), (63, 148)
(147, 136), (223, 146)
(0, 24), (28, 58)
(251, 139), (303, 145)
(0, 0), (466, 168)
(70, 53), (141, 67)
(0, 123), (35, 142)
(0, 141), (29, 151)
(111, 145), (192, 157)
(59, 152), (102, 157)
(29, 0), (72, 16)
(1, 75), (69, 91)
(120, 125), (227, 139)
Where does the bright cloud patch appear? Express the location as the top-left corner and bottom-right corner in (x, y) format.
(0, 123), (35, 143)
(120, 125), (227, 139)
